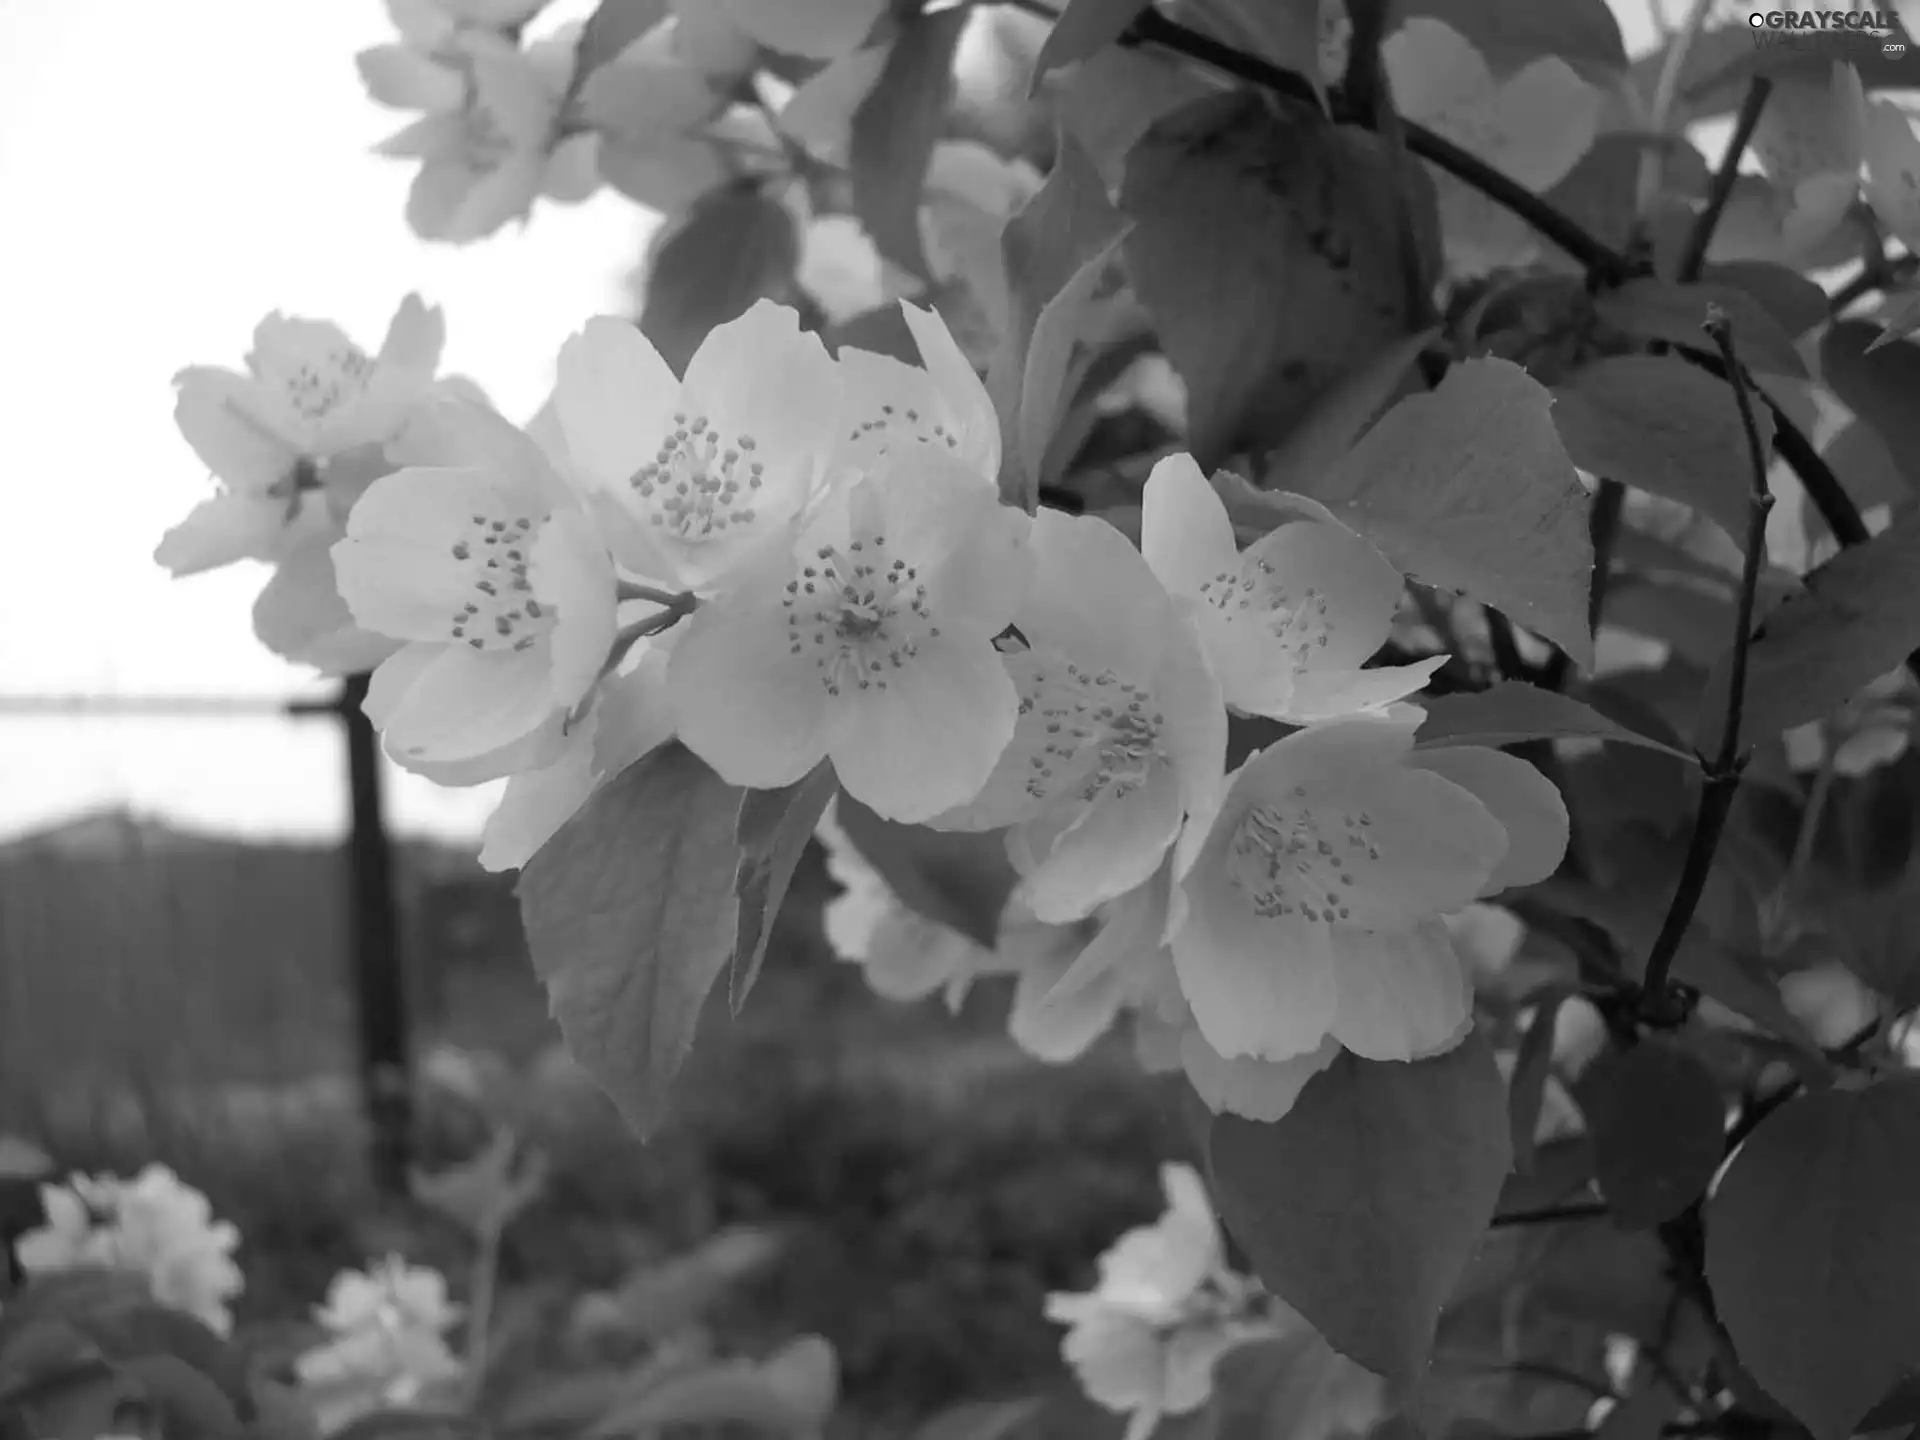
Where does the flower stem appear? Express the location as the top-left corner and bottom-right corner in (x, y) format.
(1489, 1199), (1610, 1228)
(1639, 309), (1775, 1013)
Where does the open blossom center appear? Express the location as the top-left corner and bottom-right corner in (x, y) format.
(849, 401), (963, 458)
(1227, 793), (1379, 922)
(257, 343), (373, 424)
(444, 510), (555, 652)
(630, 412), (765, 542)
(783, 534), (938, 696)
(1197, 557), (1334, 678)
(1018, 661), (1166, 804)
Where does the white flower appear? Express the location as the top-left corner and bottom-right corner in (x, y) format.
(17, 1166), (244, 1337)
(367, 27), (599, 245)
(379, 0), (548, 51)
(158, 296), (445, 578)
(1140, 454), (1442, 723)
(1749, 63), (1869, 258)
(296, 1256), (464, 1436)
(690, 0), (887, 60)
(1382, 17), (1598, 275)
(930, 508), (1225, 923)
(664, 307), (1025, 821)
(1046, 1164), (1276, 1440)
(1169, 708), (1568, 1066)
(477, 635), (678, 870)
(332, 399), (618, 771)
(554, 301), (843, 594)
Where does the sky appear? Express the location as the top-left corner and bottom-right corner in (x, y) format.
(0, 0), (1858, 846)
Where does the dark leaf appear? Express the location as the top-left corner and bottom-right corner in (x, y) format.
(1596, 1384), (1683, 1440)
(911, 1397), (1045, 1440)
(1508, 990), (1569, 1176)
(518, 743), (744, 1138)
(1593, 278), (1808, 379)
(1821, 322), (1920, 496)
(732, 763), (837, 1012)
(1030, 0), (1151, 90)
(1542, 134), (1709, 255)
(833, 792), (1020, 950)
(850, 6), (969, 279)
(1707, 1075), (1920, 1440)
(1412, 683), (1689, 759)
(1208, 1033), (1512, 1383)
(1264, 329), (1438, 496)
(1554, 355), (1773, 550)
(1576, 1040), (1726, 1228)
(573, 0), (671, 81)
(637, 186), (799, 375)
(1702, 261), (1830, 339)
(1310, 360), (1594, 666)
(1121, 91), (1432, 468)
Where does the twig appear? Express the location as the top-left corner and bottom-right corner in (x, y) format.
(1640, 310), (1775, 1012)
(1829, 248), (1919, 316)
(1490, 1198), (1611, 1228)
(1677, 78), (1773, 284)
(1637, 0), (1715, 243)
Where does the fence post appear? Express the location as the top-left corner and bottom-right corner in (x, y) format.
(338, 673), (413, 1194)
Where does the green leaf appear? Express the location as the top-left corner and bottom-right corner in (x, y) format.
(911, 1397), (1044, 1440)
(1030, 0), (1151, 91)
(1596, 1384), (1684, 1440)
(586, 1334), (837, 1438)
(1553, 355), (1773, 550)
(518, 742), (744, 1139)
(637, 185), (799, 376)
(410, 1131), (547, 1239)
(1206, 1330), (1386, 1439)
(833, 793), (1019, 951)
(1543, 134), (1708, 255)
(1706, 1075), (1920, 1440)
(571, 1228), (783, 1347)
(1575, 1040), (1725, 1228)
(1309, 359), (1595, 667)
(1208, 1032), (1513, 1384)
(850, 6), (968, 280)
(1121, 91), (1432, 468)
(732, 763), (837, 1013)
(1413, 684), (1691, 759)
(1593, 278), (1808, 380)
(1508, 989), (1569, 1176)
(989, 130), (1124, 507)
(1719, 507), (1920, 739)
(573, 0), (671, 81)
(115, 1353), (242, 1440)
(1703, 262), (1830, 340)
(1179, 0), (1329, 92)
(1264, 330), (1438, 496)
(1821, 322), (1920, 496)
(1390, 0), (1627, 80)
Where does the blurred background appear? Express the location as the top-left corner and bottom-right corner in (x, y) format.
(0, 0), (1910, 1432)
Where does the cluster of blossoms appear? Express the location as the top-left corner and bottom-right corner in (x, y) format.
(294, 1256), (466, 1435)
(15, 1164), (245, 1334)
(159, 291), (1571, 1125)
(1047, 1162), (1383, 1439)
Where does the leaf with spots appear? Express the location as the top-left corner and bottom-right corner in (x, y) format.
(1120, 91), (1435, 469)
(518, 743), (743, 1139)
(1307, 360), (1595, 668)
(1707, 1076), (1920, 1440)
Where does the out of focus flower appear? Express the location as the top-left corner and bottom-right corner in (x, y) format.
(295, 1256), (464, 1436)
(158, 296), (445, 578)
(1046, 1163), (1277, 1440)
(1748, 64), (1867, 260)
(1863, 95), (1920, 252)
(17, 1165), (243, 1336)
(689, 0), (887, 59)
(363, 26), (599, 244)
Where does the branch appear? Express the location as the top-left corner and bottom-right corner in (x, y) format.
(1639, 309), (1775, 1011)
(1676, 78), (1772, 284)
(1490, 1198), (1610, 1228)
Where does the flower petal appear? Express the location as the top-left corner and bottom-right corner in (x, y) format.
(1328, 920), (1473, 1061)
(829, 631), (1019, 822)
(718, 0), (885, 58)
(1235, 517), (1406, 675)
(155, 494), (291, 577)
(174, 366), (301, 490)
(1182, 1030), (1340, 1122)
(1018, 508), (1174, 680)
(530, 507), (617, 708)
(479, 734), (598, 871)
(253, 538), (402, 675)
(1140, 453), (1240, 600)
(1013, 759), (1183, 922)
(1283, 656), (1448, 721)
(900, 300), (1000, 478)
(381, 645), (561, 763)
(1408, 744), (1568, 894)
(666, 586), (838, 789)
(357, 44), (465, 111)
(554, 316), (682, 489)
